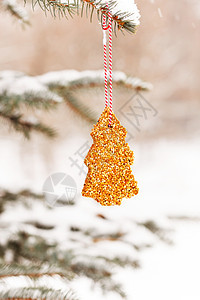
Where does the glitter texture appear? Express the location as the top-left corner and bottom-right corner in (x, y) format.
(82, 107), (139, 206)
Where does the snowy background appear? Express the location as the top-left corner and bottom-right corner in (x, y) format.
(0, 0), (200, 299)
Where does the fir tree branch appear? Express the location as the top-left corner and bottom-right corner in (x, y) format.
(0, 189), (43, 213)
(0, 70), (151, 137)
(100, 281), (126, 299)
(26, 0), (140, 34)
(0, 271), (67, 279)
(39, 70), (152, 92)
(0, 93), (57, 138)
(70, 261), (126, 298)
(0, 188), (74, 215)
(0, 92), (59, 111)
(0, 109), (56, 138)
(96, 255), (140, 269)
(1, 0), (30, 25)
(66, 76), (151, 92)
(0, 189), (43, 201)
(138, 220), (173, 245)
(0, 93), (59, 111)
(168, 215), (200, 222)
(50, 86), (97, 123)
(60, 89), (97, 123)
(0, 287), (78, 300)
(0, 229), (131, 298)
(0, 263), (73, 280)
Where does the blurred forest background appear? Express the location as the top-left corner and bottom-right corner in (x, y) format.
(0, 0), (200, 299)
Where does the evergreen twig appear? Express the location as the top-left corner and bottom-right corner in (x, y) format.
(0, 70), (151, 138)
(0, 93), (57, 138)
(50, 86), (97, 123)
(1, 0), (30, 25)
(26, 0), (139, 34)
(0, 264), (71, 279)
(138, 220), (173, 245)
(0, 109), (56, 138)
(0, 287), (78, 300)
(0, 92), (59, 111)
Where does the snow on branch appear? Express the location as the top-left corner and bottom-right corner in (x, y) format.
(0, 71), (63, 104)
(0, 70), (151, 98)
(0, 69), (151, 137)
(98, 0), (140, 25)
(26, 0), (140, 34)
(37, 70), (152, 91)
(1, 0), (29, 24)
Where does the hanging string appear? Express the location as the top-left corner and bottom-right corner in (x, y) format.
(108, 9), (113, 126)
(102, 4), (113, 126)
(102, 14), (108, 108)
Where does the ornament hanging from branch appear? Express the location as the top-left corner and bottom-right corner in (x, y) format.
(82, 3), (139, 206)
(82, 107), (139, 206)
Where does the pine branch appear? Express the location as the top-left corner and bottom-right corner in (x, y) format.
(0, 262), (77, 299)
(96, 255), (140, 269)
(0, 109), (56, 138)
(66, 76), (152, 92)
(92, 231), (125, 242)
(0, 92), (59, 111)
(1, 0), (30, 25)
(168, 215), (200, 222)
(0, 92), (57, 138)
(50, 86), (97, 123)
(40, 70), (152, 92)
(0, 190), (40, 215)
(0, 263), (73, 279)
(0, 287), (78, 300)
(70, 261), (126, 298)
(26, 0), (140, 34)
(0, 189), (43, 201)
(0, 229), (130, 298)
(100, 281), (126, 299)
(0, 70), (151, 136)
(63, 90), (97, 123)
(0, 189), (43, 215)
(0, 188), (74, 215)
(46, 70), (151, 123)
(138, 220), (173, 245)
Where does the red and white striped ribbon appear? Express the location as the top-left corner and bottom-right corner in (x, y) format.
(102, 13), (108, 108)
(102, 4), (113, 126)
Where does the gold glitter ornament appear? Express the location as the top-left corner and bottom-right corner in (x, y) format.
(82, 107), (139, 206)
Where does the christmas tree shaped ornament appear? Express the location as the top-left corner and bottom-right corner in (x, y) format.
(82, 4), (139, 206)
